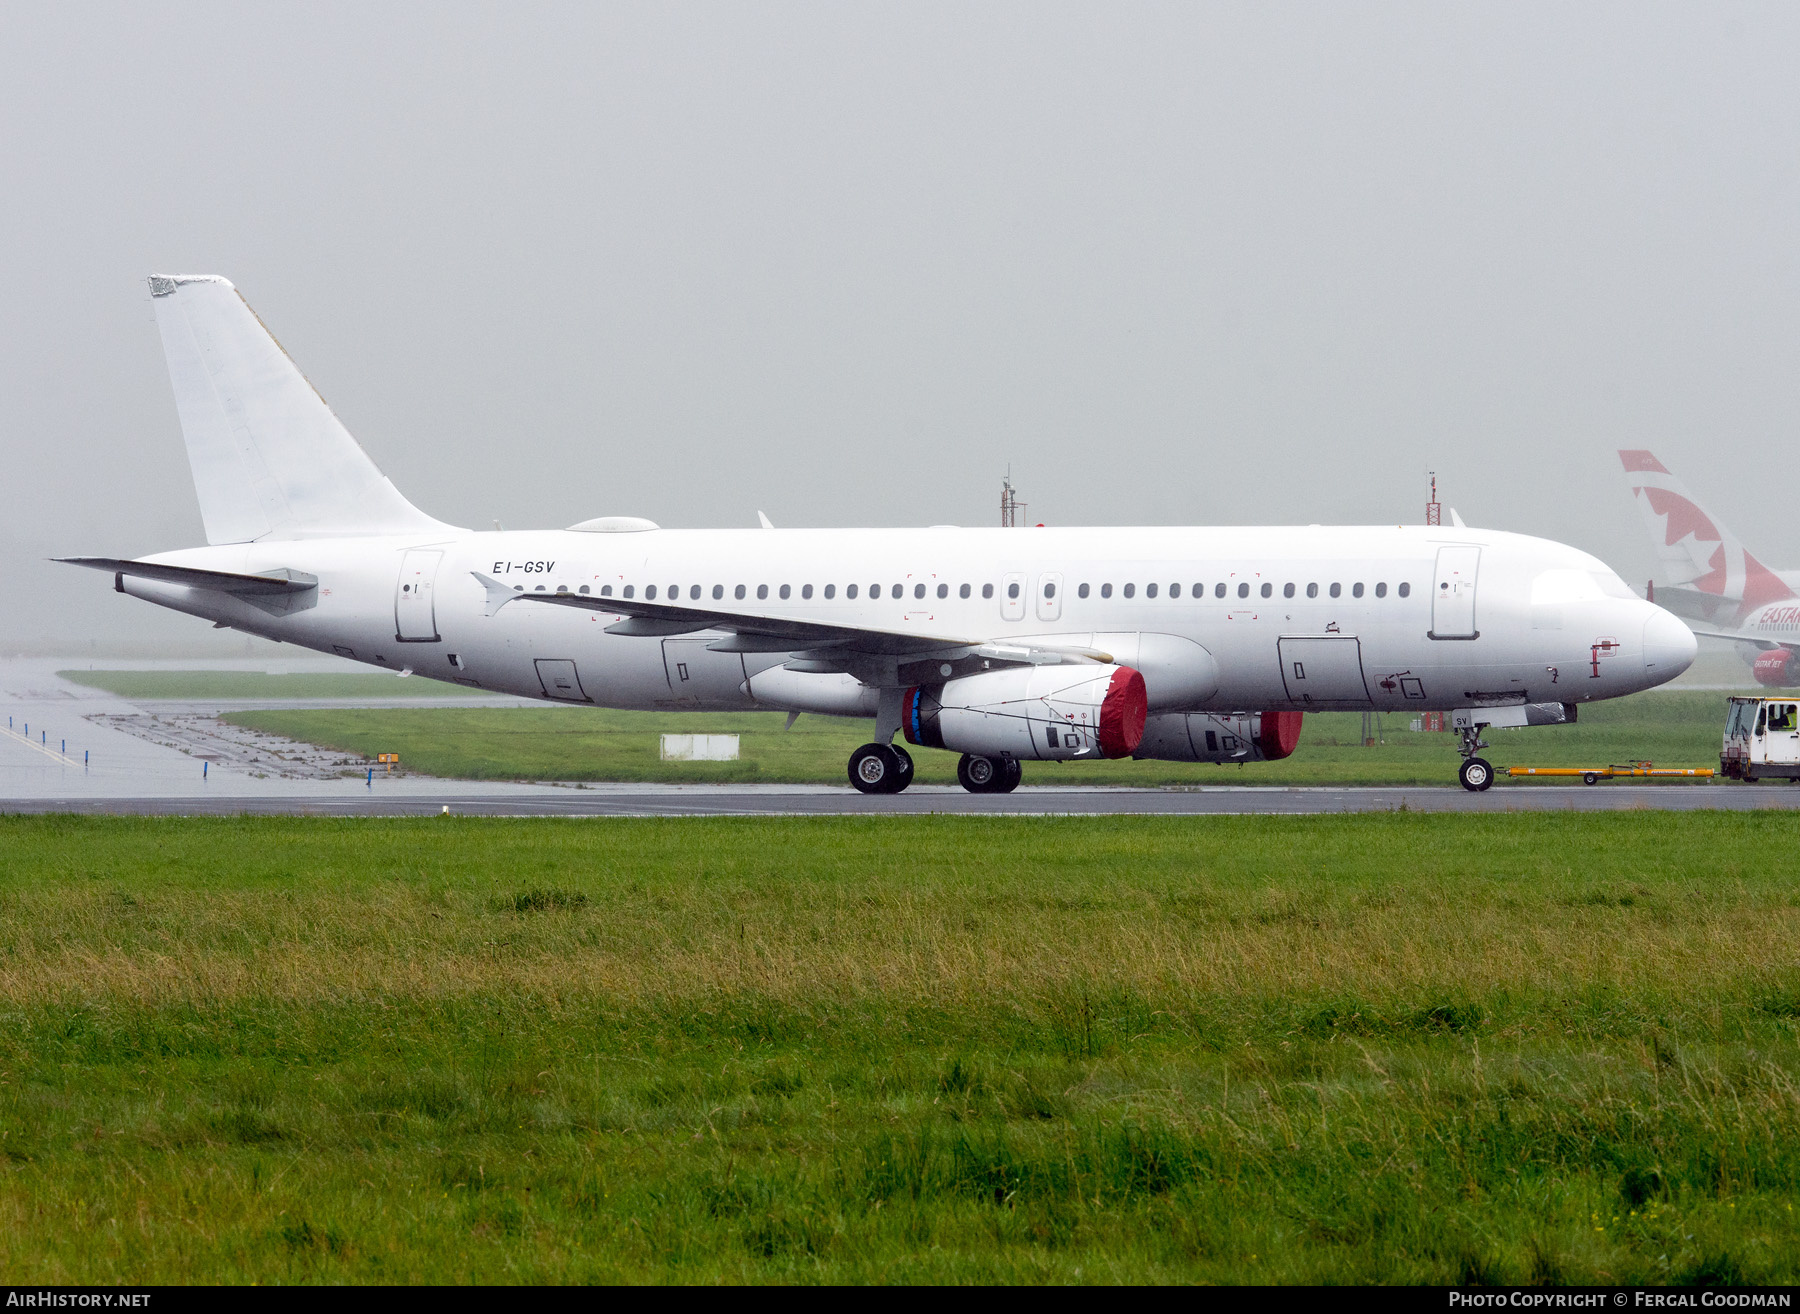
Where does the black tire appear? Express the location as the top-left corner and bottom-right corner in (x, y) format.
(1583, 771), (1599, 786)
(1459, 757), (1494, 792)
(957, 754), (998, 793)
(993, 758), (1023, 794)
(891, 745), (914, 787)
(849, 743), (902, 794)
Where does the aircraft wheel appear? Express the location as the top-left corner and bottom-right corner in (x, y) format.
(993, 758), (1023, 794)
(1583, 771), (1599, 786)
(1458, 757), (1494, 793)
(891, 745), (914, 789)
(848, 744), (905, 795)
(957, 754), (999, 793)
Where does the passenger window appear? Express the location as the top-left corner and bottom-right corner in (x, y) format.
(623, 585), (635, 599)
(1352, 583), (1364, 598)
(1307, 583), (1318, 598)
(710, 585), (722, 600)
(736, 584), (747, 600)
(937, 583), (948, 599)
(1044, 581), (1056, 598)
(1237, 583), (1249, 598)
(889, 584), (900, 599)
(1375, 582), (1386, 598)
(1145, 583), (1157, 599)
(1398, 582), (1411, 598)
(1214, 583), (1226, 599)
(556, 584), (568, 593)
(821, 584), (832, 599)
(960, 583), (971, 599)
(914, 583), (926, 599)
(1283, 583), (1294, 598)
(1330, 583), (1342, 598)
(1170, 583), (1181, 598)
(1260, 583), (1272, 598)
(982, 584), (994, 599)
(1101, 583), (1113, 598)
(1192, 583), (1203, 597)
(1007, 582), (1020, 599)
(578, 585), (590, 595)
(1123, 583), (1136, 599)
(871, 583), (881, 598)
(690, 585), (701, 601)
(779, 584), (791, 600)
(600, 585), (612, 596)
(847, 584), (858, 599)
(1078, 583), (1090, 598)
(646, 585), (658, 600)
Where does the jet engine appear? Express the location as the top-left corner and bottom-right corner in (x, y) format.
(1753, 648), (1797, 688)
(901, 664), (1147, 760)
(1133, 710), (1304, 763)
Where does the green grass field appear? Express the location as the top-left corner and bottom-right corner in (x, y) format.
(2, 813), (1797, 1283)
(218, 690), (1745, 787)
(59, 670), (489, 700)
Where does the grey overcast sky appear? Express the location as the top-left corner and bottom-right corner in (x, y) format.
(4, 2), (1799, 647)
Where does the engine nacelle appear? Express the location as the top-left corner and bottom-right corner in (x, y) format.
(1133, 710), (1304, 763)
(902, 664), (1147, 760)
(1752, 648), (1796, 688)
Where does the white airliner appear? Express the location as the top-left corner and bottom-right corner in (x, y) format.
(62, 275), (1697, 793)
(1619, 450), (1800, 687)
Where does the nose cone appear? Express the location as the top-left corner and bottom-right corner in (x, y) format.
(1642, 607), (1698, 684)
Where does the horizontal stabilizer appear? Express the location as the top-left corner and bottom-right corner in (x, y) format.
(57, 557), (317, 595)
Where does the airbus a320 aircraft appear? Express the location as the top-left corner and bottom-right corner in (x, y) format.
(1619, 450), (1800, 687)
(62, 276), (1697, 792)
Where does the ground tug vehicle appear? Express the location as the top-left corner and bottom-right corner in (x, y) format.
(1721, 696), (1800, 783)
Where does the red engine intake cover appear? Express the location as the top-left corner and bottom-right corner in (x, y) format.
(1258, 710), (1304, 760)
(1753, 648), (1796, 687)
(1096, 667), (1149, 758)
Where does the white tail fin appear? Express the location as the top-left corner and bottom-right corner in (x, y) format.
(149, 275), (453, 544)
(1618, 449), (1791, 611)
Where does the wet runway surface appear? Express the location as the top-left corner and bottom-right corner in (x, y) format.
(6, 657), (1793, 818)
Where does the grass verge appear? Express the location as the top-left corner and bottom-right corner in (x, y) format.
(59, 670), (488, 700)
(0, 813), (1796, 1282)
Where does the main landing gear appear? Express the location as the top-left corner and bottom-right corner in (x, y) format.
(848, 743), (914, 795)
(1457, 722), (1494, 793)
(957, 753), (1021, 794)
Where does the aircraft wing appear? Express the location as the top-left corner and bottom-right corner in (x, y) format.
(57, 557), (318, 595)
(1686, 626), (1783, 651)
(475, 573), (1107, 672)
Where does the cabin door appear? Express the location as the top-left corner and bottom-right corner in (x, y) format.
(1430, 546), (1481, 639)
(395, 550), (443, 642)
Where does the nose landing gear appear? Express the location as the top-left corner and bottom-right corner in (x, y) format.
(1457, 722), (1494, 792)
(848, 742), (914, 794)
(957, 753), (1021, 794)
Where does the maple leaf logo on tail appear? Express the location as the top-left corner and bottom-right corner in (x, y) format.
(1619, 450), (1794, 621)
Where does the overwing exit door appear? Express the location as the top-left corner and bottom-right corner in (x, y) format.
(395, 549), (443, 642)
(1430, 546), (1481, 640)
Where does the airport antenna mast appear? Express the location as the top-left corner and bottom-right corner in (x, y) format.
(1001, 469), (1027, 528)
(1425, 472), (1441, 527)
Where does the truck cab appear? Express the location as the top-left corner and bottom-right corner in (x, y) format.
(1721, 696), (1800, 781)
